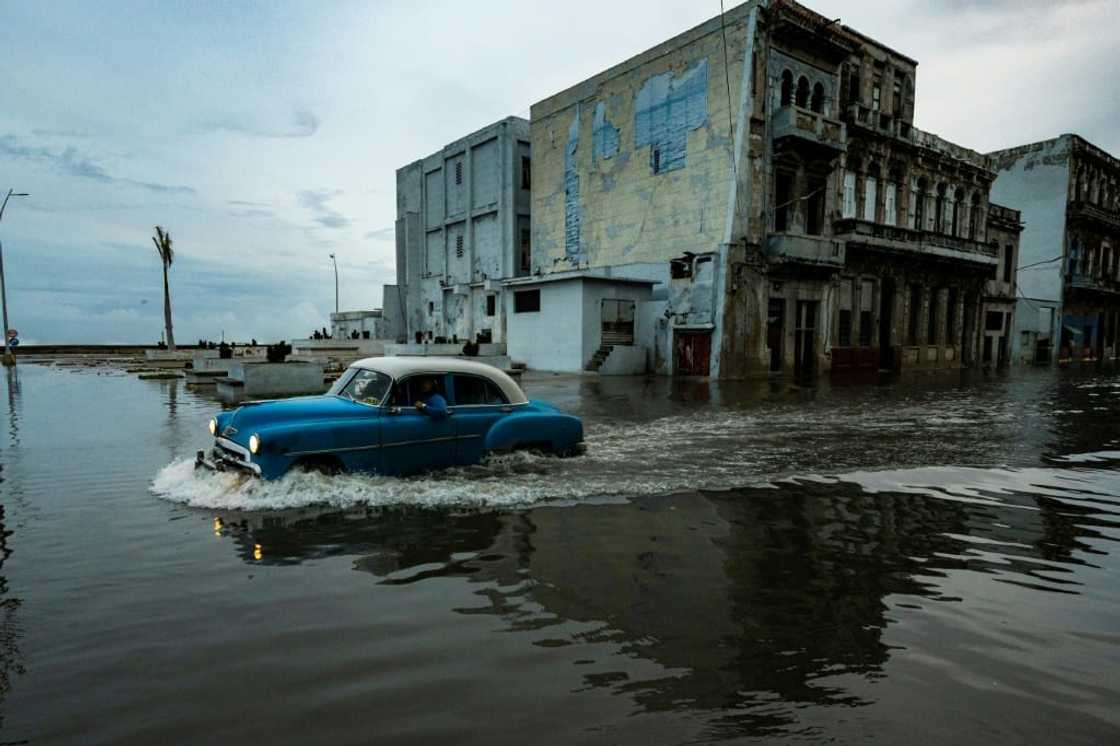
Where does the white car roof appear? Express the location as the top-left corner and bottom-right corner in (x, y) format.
(351, 356), (529, 405)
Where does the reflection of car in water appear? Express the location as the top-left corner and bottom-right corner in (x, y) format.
(196, 357), (585, 479)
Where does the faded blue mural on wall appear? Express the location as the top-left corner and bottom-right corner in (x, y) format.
(634, 58), (709, 174)
(564, 106), (582, 259)
(592, 101), (620, 164)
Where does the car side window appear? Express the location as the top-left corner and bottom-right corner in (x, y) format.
(452, 375), (508, 406)
(389, 375), (447, 407)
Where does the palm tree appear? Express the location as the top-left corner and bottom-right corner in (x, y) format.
(152, 226), (176, 351)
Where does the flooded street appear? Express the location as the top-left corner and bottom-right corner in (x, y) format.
(2, 363), (1120, 743)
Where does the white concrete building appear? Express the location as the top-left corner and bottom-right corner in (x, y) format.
(504, 271), (655, 373)
(396, 117), (531, 346)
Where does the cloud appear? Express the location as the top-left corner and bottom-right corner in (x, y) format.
(364, 226), (394, 241)
(298, 189), (350, 229)
(0, 134), (195, 195)
(226, 200), (276, 219)
(203, 107), (320, 138)
(31, 128), (92, 138)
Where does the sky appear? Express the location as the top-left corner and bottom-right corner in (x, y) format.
(0, 0), (1116, 344)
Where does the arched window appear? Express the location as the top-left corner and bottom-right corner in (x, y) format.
(884, 167), (902, 226)
(968, 193), (981, 240)
(935, 184), (947, 233)
(952, 187), (965, 236)
(810, 82), (825, 114)
(795, 76), (810, 108)
(914, 176), (928, 231)
(780, 70), (793, 107)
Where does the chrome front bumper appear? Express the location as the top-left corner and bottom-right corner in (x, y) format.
(194, 437), (262, 476)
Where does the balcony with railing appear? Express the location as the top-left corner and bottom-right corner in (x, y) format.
(772, 105), (846, 157)
(1068, 271), (1120, 295)
(833, 218), (998, 267)
(843, 104), (993, 171)
(1067, 200), (1120, 231)
(843, 103), (912, 142)
(764, 233), (846, 269)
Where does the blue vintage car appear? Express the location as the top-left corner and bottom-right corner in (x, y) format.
(196, 357), (584, 479)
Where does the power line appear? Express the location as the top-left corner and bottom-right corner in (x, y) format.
(1016, 255), (1063, 272)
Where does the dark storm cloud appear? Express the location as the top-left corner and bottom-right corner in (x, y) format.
(297, 189), (349, 229)
(0, 134), (195, 195)
(203, 108), (320, 138)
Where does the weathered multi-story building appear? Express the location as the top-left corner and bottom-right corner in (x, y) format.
(989, 135), (1120, 365)
(395, 116), (532, 345)
(525, 0), (1019, 377)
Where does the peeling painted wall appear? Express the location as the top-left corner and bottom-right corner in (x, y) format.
(531, 20), (744, 271)
(592, 100), (620, 163)
(396, 117), (530, 342)
(634, 58), (709, 173)
(564, 106), (582, 260)
(472, 137), (499, 209)
(472, 213), (501, 279)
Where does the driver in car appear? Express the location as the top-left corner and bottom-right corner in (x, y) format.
(414, 377), (448, 420)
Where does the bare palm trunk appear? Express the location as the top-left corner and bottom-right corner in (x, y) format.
(162, 260), (175, 351)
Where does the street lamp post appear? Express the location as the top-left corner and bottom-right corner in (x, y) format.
(0, 189), (30, 367)
(329, 253), (339, 314)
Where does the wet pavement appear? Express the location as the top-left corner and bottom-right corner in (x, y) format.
(1, 362), (1119, 743)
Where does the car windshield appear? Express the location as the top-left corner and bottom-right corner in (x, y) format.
(337, 368), (393, 406)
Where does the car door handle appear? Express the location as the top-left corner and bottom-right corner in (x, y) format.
(500, 405), (513, 413)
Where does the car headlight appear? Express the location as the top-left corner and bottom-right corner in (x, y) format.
(249, 433), (261, 455)
(209, 417), (217, 436)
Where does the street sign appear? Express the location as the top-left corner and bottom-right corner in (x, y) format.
(8, 338), (18, 347)
(5, 329), (15, 339)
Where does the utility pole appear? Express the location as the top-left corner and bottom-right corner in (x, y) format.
(0, 189), (30, 367)
(329, 253), (339, 313)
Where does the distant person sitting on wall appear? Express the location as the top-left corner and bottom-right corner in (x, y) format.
(414, 377), (448, 420)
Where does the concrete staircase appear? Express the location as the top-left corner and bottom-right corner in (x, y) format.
(584, 343), (614, 372)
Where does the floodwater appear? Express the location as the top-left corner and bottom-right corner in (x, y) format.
(2, 362), (1119, 744)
